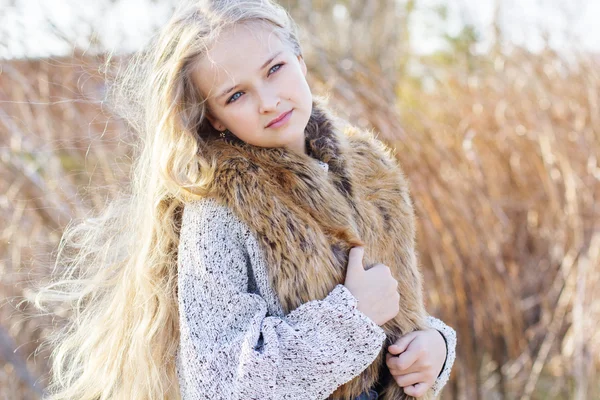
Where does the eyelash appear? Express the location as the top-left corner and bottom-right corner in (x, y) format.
(226, 63), (284, 104)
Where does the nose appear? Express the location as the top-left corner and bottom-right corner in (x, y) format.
(258, 87), (280, 114)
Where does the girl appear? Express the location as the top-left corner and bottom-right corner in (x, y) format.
(34, 1), (456, 399)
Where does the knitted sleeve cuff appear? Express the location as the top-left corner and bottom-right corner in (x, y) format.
(426, 315), (457, 397)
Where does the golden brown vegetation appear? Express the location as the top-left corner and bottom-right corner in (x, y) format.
(1, 1), (598, 399)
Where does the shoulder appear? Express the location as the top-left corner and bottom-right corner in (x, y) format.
(183, 197), (239, 224)
(343, 125), (398, 165)
(180, 197), (250, 246)
(340, 124), (408, 186)
(178, 198), (254, 278)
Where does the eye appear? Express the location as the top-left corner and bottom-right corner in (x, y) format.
(268, 63), (284, 75)
(226, 91), (243, 104)
(226, 63), (285, 105)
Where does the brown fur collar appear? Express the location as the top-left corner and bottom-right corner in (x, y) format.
(205, 97), (431, 400)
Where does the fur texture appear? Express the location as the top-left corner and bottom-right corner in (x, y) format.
(204, 97), (433, 400)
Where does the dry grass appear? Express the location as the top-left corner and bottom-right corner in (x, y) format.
(1, 6), (599, 400)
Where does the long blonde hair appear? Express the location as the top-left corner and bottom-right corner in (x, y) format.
(32, 1), (303, 399)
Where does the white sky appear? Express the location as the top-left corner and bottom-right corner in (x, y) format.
(412, 0), (600, 54)
(0, 0), (599, 60)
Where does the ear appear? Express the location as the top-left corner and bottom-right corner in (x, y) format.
(297, 54), (307, 77)
(206, 110), (226, 132)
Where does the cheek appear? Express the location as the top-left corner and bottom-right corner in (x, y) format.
(295, 81), (312, 108)
(229, 108), (261, 136)
(226, 107), (254, 125)
(289, 71), (311, 99)
(242, 108), (260, 126)
(290, 72), (308, 92)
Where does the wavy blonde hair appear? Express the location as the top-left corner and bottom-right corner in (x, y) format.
(32, 1), (303, 399)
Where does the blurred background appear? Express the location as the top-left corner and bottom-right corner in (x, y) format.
(1, 0), (598, 399)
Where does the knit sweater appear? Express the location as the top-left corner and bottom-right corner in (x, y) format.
(176, 163), (457, 399)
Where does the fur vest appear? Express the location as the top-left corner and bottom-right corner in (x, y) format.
(204, 97), (432, 400)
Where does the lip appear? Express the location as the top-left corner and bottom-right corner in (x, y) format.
(266, 109), (293, 128)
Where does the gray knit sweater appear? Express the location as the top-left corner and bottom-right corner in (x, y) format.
(176, 165), (457, 399)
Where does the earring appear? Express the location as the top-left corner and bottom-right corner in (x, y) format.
(219, 129), (234, 141)
(220, 128), (231, 137)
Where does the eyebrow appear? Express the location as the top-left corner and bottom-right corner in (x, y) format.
(217, 50), (283, 100)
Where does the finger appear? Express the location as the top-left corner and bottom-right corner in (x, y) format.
(347, 247), (365, 271)
(386, 352), (417, 375)
(403, 382), (429, 398)
(388, 360), (421, 376)
(387, 332), (417, 355)
(394, 372), (424, 388)
(390, 347), (420, 373)
(385, 351), (394, 367)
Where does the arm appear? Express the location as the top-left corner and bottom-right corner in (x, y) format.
(176, 199), (387, 400)
(425, 315), (457, 396)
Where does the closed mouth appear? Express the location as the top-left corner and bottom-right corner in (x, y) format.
(266, 110), (292, 128)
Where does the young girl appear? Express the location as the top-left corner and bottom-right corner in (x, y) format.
(34, 1), (456, 399)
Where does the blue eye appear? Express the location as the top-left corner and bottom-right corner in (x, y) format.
(226, 63), (284, 105)
(268, 63), (284, 75)
(227, 92), (242, 104)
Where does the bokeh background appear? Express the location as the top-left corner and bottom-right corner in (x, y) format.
(1, 0), (599, 399)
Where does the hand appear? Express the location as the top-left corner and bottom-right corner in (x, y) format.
(344, 247), (400, 326)
(385, 329), (447, 398)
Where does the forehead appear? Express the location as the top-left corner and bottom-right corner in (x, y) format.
(192, 23), (288, 99)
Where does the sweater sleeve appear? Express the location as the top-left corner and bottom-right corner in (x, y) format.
(176, 199), (387, 400)
(425, 315), (457, 397)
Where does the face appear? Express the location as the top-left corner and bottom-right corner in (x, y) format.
(191, 23), (313, 156)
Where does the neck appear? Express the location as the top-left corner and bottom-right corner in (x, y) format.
(285, 133), (308, 157)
